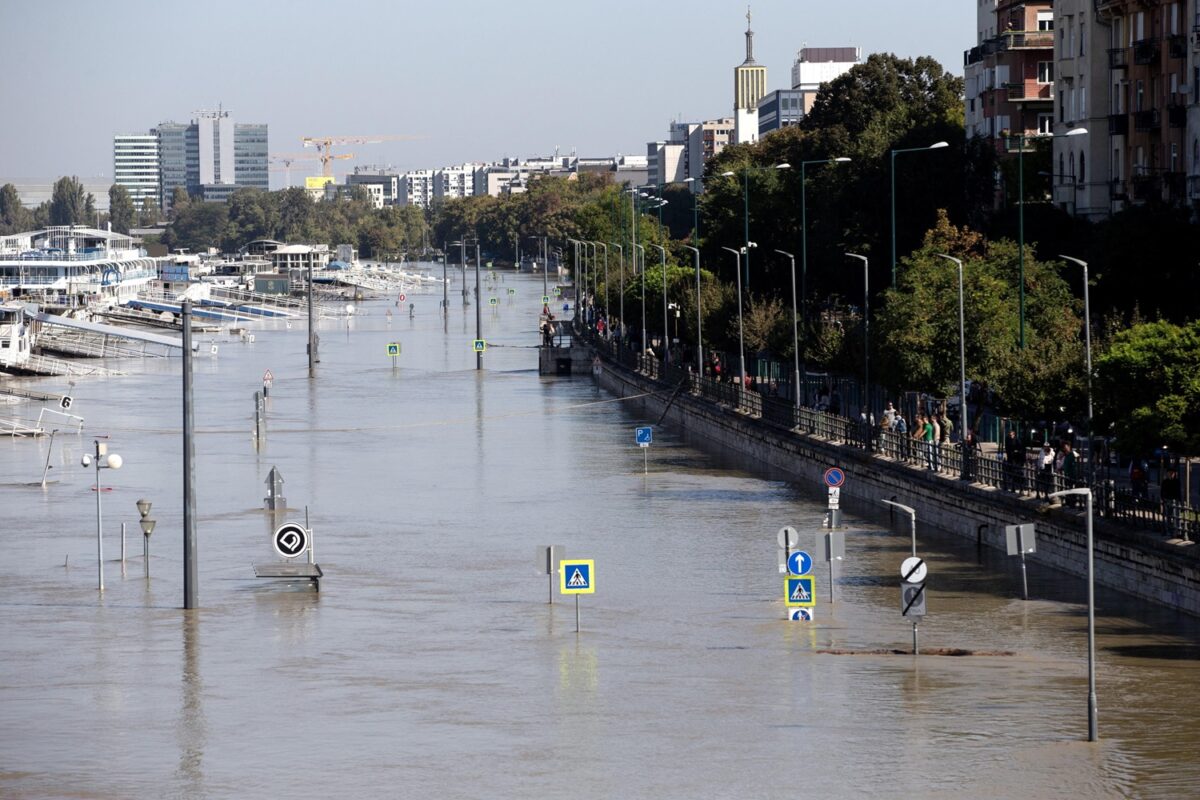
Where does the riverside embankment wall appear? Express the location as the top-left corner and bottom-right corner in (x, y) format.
(597, 361), (1200, 616)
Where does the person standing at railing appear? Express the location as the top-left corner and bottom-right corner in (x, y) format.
(1036, 442), (1055, 499)
(1162, 468), (1182, 535)
(1003, 430), (1025, 493)
(893, 412), (908, 461)
(930, 415), (942, 471)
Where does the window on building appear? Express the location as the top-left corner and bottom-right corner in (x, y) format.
(1070, 153), (1077, 181)
(1113, 148), (1121, 181)
(1080, 23), (1086, 56)
(1194, 138), (1199, 172)
(1038, 114), (1053, 134)
(1059, 153), (1066, 183)
(1170, 2), (1179, 35)
(1081, 87), (1087, 118)
(1080, 153), (1086, 183)
(1039, 62), (1054, 83)
(1038, 10), (1054, 31)
(1136, 80), (1145, 111)
(1171, 142), (1179, 172)
(1059, 90), (1066, 122)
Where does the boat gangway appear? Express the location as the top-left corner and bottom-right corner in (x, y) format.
(33, 311), (187, 356)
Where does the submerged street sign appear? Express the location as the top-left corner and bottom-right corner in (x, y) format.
(635, 426), (652, 447)
(901, 581), (927, 617)
(785, 576), (816, 607)
(560, 559), (595, 595)
(272, 522), (308, 559)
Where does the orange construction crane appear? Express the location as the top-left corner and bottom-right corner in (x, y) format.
(301, 135), (420, 178)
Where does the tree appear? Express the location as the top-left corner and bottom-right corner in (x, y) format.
(0, 183), (33, 234)
(1096, 320), (1200, 457)
(169, 187), (191, 219)
(160, 202), (228, 252)
(139, 196), (160, 227)
(874, 212), (1084, 424)
(108, 184), (136, 233)
(50, 176), (92, 226)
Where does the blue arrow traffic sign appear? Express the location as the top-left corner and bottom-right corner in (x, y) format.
(787, 550), (813, 576)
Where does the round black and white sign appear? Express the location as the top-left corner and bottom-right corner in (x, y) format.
(273, 523), (308, 559)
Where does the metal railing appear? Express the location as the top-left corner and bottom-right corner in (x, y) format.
(578, 321), (1197, 542)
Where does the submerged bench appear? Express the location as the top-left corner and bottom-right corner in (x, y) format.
(253, 562), (323, 590)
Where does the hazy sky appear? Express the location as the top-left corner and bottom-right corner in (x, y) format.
(1, 0), (972, 188)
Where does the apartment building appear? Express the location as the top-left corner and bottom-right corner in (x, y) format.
(112, 134), (160, 208)
(1095, 0), (1196, 210)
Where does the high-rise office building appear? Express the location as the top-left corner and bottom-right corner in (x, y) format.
(117, 109), (269, 209)
(733, 9), (767, 145)
(112, 134), (160, 208)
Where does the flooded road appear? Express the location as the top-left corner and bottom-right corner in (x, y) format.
(2, 267), (1199, 799)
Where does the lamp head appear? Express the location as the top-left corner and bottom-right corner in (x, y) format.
(775, 163), (791, 169)
(140, 518), (156, 537)
(1064, 127), (1087, 136)
(720, 171), (735, 177)
(104, 453), (122, 470)
(81, 453), (92, 468)
(929, 141), (949, 149)
(136, 498), (152, 518)
(834, 157), (851, 163)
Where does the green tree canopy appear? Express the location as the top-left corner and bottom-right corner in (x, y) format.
(1096, 320), (1200, 456)
(108, 184), (135, 234)
(0, 183), (33, 234)
(50, 176), (95, 226)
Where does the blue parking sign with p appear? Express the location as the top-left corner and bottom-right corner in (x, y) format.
(635, 426), (653, 446)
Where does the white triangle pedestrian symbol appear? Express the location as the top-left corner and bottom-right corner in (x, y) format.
(568, 568), (587, 588)
(791, 582), (809, 601)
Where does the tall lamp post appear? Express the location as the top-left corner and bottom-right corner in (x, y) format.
(720, 246), (748, 389)
(774, 249), (802, 410)
(633, 244), (646, 352)
(936, 254), (970, 480)
(845, 253), (870, 417)
(890, 141), (949, 288)
(607, 242), (624, 338)
(1059, 254), (1093, 483)
(1008, 127), (1087, 347)
(721, 163), (789, 289)
(567, 238), (582, 321)
(680, 244), (701, 375)
(474, 240), (482, 370)
(136, 498), (156, 578)
(650, 244), (668, 365)
(594, 242), (609, 322)
(81, 440), (122, 592)
(800, 157), (852, 405)
(1048, 486), (1099, 742)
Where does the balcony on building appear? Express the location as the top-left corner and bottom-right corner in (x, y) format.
(997, 30), (1054, 51)
(1005, 81), (1051, 103)
(964, 46), (984, 67)
(1133, 37), (1161, 66)
(1168, 34), (1188, 59)
(1168, 104), (1187, 128)
(1108, 113), (1129, 136)
(1108, 47), (1128, 69)
(1133, 109), (1161, 132)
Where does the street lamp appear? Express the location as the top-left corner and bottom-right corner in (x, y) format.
(683, 177), (700, 246)
(1009, 127), (1087, 348)
(650, 244), (668, 365)
(798, 156), (852, 406)
(1048, 486), (1099, 743)
(845, 253), (871, 418)
(720, 246), (748, 390)
(774, 249), (802, 410)
(680, 244), (701, 375)
(936, 254), (970, 480)
(136, 498), (156, 578)
(607, 242), (624, 339)
(890, 141), (949, 287)
(81, 440), (122, 592)
(567, 238), (582, 321)
(634, 244), (646, 353)
(594, 242), (609, 322)
(721, 163), (789, 289)
(1059, 255), (1093, 483)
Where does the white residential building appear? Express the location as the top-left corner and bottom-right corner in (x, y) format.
(790, 47), (862, 113)
(398, 170), (435, 207)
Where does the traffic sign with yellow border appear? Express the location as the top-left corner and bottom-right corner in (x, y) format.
(560, 559), (595, 594)
(784, 576), (816, 607)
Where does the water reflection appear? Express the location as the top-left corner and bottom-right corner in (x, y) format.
(176, 615), (206, 799)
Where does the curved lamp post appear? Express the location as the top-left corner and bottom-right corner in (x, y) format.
(720, 163), (789, 289)
(890, 141), (949, 288)
(680, 244), (701, 375)
(935, 254), (969, 480)
(845, 253), (870, 417)
(650, 244), (668, 364)
(720, 245), (748, 390)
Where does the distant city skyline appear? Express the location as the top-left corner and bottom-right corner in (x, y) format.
(1, 0), (972, 189)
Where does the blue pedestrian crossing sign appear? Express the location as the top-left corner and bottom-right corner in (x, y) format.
(560, 559), (595, 595)
(635, 426), (653, 447)
(473, 339), (487, 352)
(542, 295), (551, 304)
(489, 297), (498, 306)
(386, 342), (401, 356)
(785, 576), (816, 607)
(787, 550), (813, 576)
